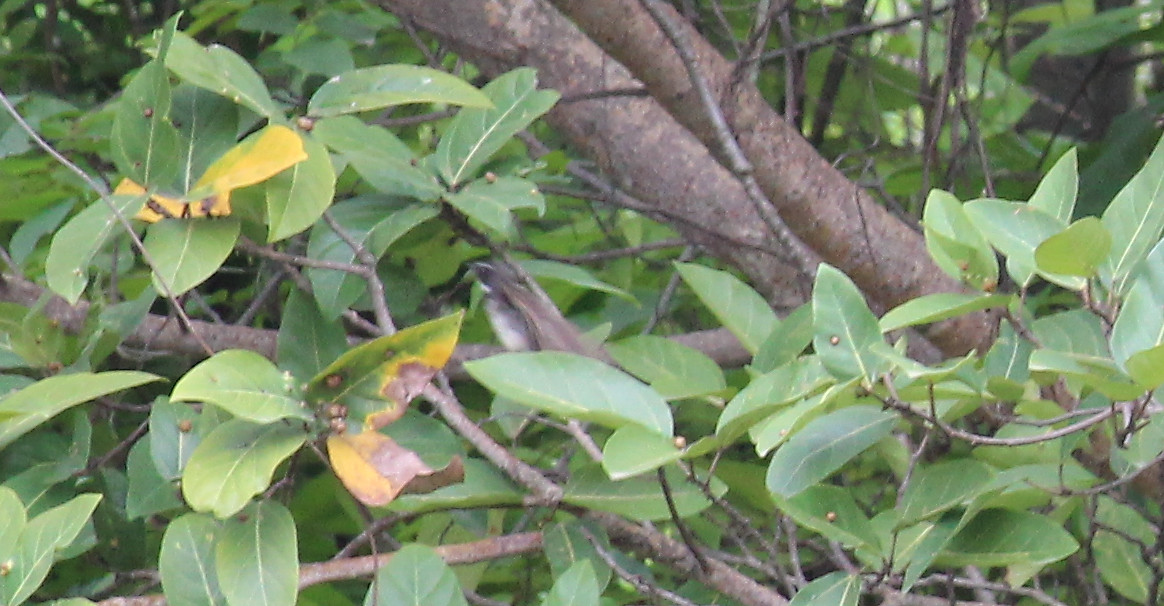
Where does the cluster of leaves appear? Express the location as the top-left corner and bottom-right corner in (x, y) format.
(4, 3), (1164, 606)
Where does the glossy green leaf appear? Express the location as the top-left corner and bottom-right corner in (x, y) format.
(964, 199), (1072, 288)
(0, 371), (160, 451)
(812, 265), (887, 381)
(564, 465), (719, 521)
(171, 350), (309, 423)
(0, 493), (101, 606)
(1032, 308), (1109, 357)
(170, 83), (242, 192)
(276, 288), (347, 382)
(716, 356), (831, 441)
(937, 508), (1077, 567)
(445, 176), (544, 237)
(307, 65), (490, 118)
(675, 262), (776, 354)
(159, 513), (225, 606)
(779, 485), (878, 549)
(364, 544), (467, 606)
(602, 424), (682, 480)
(45, 193), (146, 304)
(752, 302), (813, 373)
(542, 561), (600, 606)
(305, 197), (438, 319)
(216, 502), (298, 606)
(879, 293), (1010, 333)
(922, 189), (998, 290)
(1028, 148), (1078, 223)
(766, 405), (896, 498)
(898, 460), (995, 527)
(125, 438), (183, 520)
(464, 352), (673, 437)
(607, 335), (726, 400)
(1102, 132), (1164, 294)
(265, 133), (335, 242)
(311, 116), (443, 201)
(433, 67), (559, 186)
(751, 392), (836, 455)
(181, 420), (308, 518)
(1034, 217), (1111, 278)
(788, 572), (860, 606)
(144, 217), (241, 296)
(163, 33), (280, 118)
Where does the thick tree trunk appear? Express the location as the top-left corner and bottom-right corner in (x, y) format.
(378, 0), (994, 356)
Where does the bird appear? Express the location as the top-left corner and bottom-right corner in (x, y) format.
(471, 260), (609, 361)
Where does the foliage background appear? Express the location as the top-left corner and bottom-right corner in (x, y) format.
(2, 1), (1164, 605)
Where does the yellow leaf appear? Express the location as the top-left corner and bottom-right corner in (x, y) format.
(124, 125), (307, 223)
(327, 429), (464, 507)
(192, 125), (307, 195)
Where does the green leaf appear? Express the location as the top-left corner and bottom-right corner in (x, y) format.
(144, 217), (241, 296)
(716, 356), (831, 442)
(542, 561), (600, 606)
(543, 522), (612, 592)
(1094, 497), (1156, 602)
(602, 424), (682, 480)
(1102, 132), (1164, 294)
(464, 352), (673, 437)
(149, 399), (207, 480)
(788, 572), (861, 606)
(216, 501), (298, 606)
(265, 132), (335, 242)
(445, 176), (545, 237)
(937, 508), (1077, 568)
(181, 420), (308, 518)
(364, 544), (468, 606)
(1034, 217), (1111, 278)
(606, 335), (726, 400)
(778, 485), (878, 549)
(564, 465), (719, 521)
(390, 458), (523, 513)
(922, 189), (998, 290)
(305, 197), (438, 319)
(1, 493), (101, 606)
(766, 405), (896, 498)
(812, 265), (886, 381)
(675, 262), (777, 354)
(0, 486), (25, 560)
(897, 460), (995, 527)
(964, 198), (1072, 288)
(432, 67), (559, 186)
(170, 86), (241, 193)
(879, 293), (1011, 333)
(171, 350), (309, 424)
(159, 513), (225, 606)
(0, 371), (161, 451)
(45, 193), (147, 304)
(1110, 239), (1164, 388)
(125, 439), (183, 520)
(1028, 148), (1078, 223)
(311, 117), (443, 201)
(307, 65), (491, 118)
(520, 259), (635, 301)
(163, 32), (280, 119)
(112, 25), (180, 188)
(276, 289), (347, 382)
(752, 302), (813, 373)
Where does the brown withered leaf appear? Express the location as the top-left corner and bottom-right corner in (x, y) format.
(327, 429), (464, 507)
